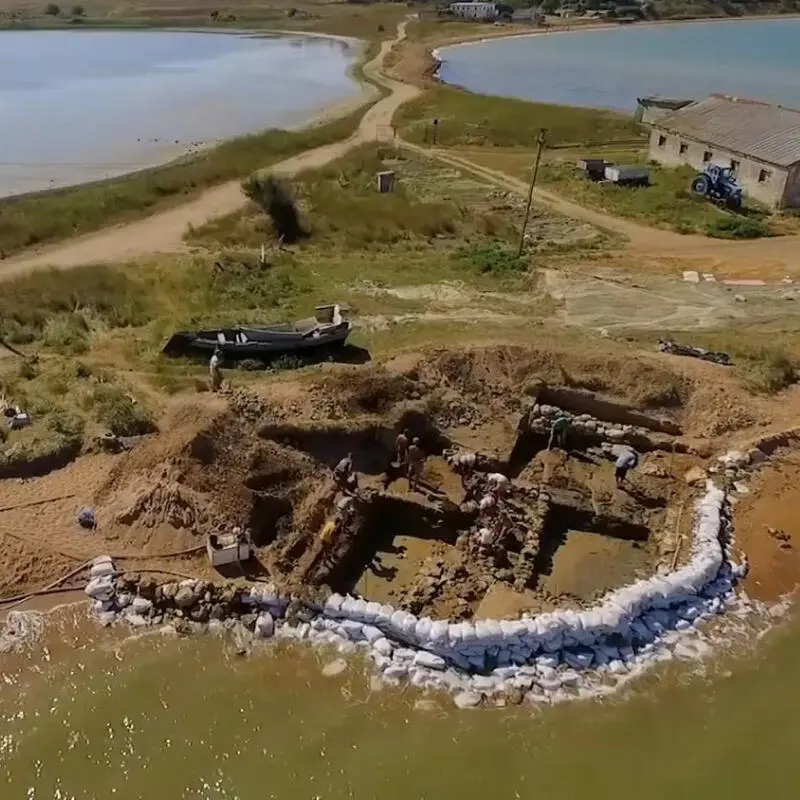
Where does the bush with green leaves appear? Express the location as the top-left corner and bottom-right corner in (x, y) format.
(91, 387), (157, 437)
(705, 216), (771, 240)
(457, 241), (527, 275)
(44, 3), (60, 15)
(241, 174), (306, 244)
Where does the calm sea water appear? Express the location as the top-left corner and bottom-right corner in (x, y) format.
(439, 19), (800, 112)
(0, 605), (798, 798)
(0, 31), (360, 197)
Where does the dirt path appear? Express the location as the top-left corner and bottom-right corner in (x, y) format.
(412, 146), (800, 271)
(2, 20), (421, 276)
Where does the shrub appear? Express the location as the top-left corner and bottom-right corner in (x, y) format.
(71, 4), (85, 16)
(42, 313), (90, 355)
(47, 409), (85, 447)
(241, 174), (307, 244)
(92, 387), (158, 436)
(736, 347), (797, 394)
(44, 3), (60, 15)
(458, 241), (527, 275)
(705, 217), (770, 239)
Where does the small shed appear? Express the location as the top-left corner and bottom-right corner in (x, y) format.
(577, 158), (608, 181)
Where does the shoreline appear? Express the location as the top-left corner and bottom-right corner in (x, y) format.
(437, 12), (800, 56)
(0, 27), (375, 201)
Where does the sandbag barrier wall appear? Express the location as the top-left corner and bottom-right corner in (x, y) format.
(86, 450), (761, 706)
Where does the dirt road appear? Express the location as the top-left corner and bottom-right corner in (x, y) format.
(2, 20), (421, 276)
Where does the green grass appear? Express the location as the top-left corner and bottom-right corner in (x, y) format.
(395, 85), (646, 149)
(187, 145), (523, 253)
(538, 159), (773, 236)
(0, 107), (374, 256)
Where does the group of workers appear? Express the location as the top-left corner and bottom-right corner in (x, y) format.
(318, 430), (428, 555)
(390, 429), (426, 492)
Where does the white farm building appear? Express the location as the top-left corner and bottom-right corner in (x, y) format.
(449, 2), (499, 20)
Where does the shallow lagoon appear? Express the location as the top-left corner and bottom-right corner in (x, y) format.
(0, 30), (360, 197)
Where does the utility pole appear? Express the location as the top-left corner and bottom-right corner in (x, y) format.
(517, 128), (547, 258)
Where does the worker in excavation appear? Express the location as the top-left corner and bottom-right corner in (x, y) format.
(548, 412), (571, 452)
(615, 447), (640, 486)
(318, 515), (341, 558)
(407, 437), (425, 492)
(487, 472), (510, 497)
(334, 453), (354, 491)
(209, 347), (223, 392)
(395, 429), (410, 464)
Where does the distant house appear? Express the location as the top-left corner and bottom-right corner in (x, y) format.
(648, 94), (800, 208)
(634, 96), (692, 125)
(449, 2), (499, 20)
(511, 7), (545, 23)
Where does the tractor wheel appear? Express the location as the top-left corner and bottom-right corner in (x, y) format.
(691, 175), (710, 196)
(726, 195), (742, 211)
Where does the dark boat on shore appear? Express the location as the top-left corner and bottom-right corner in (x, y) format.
(162, 304), (352, 359)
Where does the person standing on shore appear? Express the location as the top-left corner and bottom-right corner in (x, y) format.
(209, 347), (223, 392)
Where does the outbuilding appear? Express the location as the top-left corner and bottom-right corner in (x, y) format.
(648, 94), (800, 208)
(449, 2), (498, 20)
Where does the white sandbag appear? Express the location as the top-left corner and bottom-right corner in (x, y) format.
(414, 651), (446, 671)
(383, 662), (408, 680)
(447, 623), (464, 645)
(428, 620), (449, 644)
(131, 596), (152, 615)
(89, 560), (115, 580)
(470, 675), (499, 693)
(85, 576), (115, 602)
(538, 676), (563, 692)
(362, 625), (384, 645)
(363, 602), (381, 623)
(500, 620), (526, 639)
(414, 618), (432, 643)
(115, 592), (131, 609)
(473, 620), (491, 642)
(389, 610), (407, 634)
(372, 637), (394, 657)
(536, 654), (559, 670)
(255, 612), (275, 638)
(341, 619), (365, 641)
(348, 598), (368, 621)
(92, 599), (115, 614)
(483, 619), (503, 642)
(400, 613), (419, 638)
(339, 595), (358, 617)
(460, 621), (477, 643)
(324, 593), (344, 614)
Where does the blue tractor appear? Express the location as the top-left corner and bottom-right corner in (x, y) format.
(690, 163), (743, 210)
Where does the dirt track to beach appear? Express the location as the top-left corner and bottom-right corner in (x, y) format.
(2, 19), (421, 275)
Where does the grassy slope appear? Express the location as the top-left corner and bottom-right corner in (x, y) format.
(395, 85), (645, 149)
